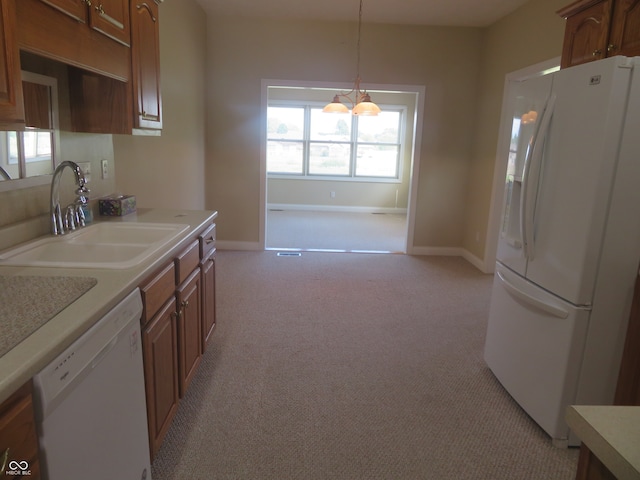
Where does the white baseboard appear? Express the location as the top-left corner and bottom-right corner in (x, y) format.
(217, 239), (492, 273)
(408, 246), (491, 273)
(267, 203), (407, 215)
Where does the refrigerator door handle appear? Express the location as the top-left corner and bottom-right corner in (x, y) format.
(520, 93), (557, 261)
(497, 270), (569, 319)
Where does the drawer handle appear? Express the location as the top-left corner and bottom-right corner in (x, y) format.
(95, 3), (105, 14)
(83, 0), (92, 6)
(205, 236), (215, 245)
(592, 49), (602, 56)
(1, 448), (9, 473)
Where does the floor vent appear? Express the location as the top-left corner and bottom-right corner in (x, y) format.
(277, 252), (302, 257)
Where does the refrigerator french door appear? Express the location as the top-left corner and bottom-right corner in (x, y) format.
(485, 56), (640, 447)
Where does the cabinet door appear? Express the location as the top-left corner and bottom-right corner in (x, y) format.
(608, 0), (640, 57)
(89, 0), (130, 46)
(560, 0), (613, 68)
(0, 0), (24, 129)
(0, 383), (40, 479)
(38, 0), (87, 23)
(201, 251), (216, 351)
(142, 298), (179, 460)
(176, 268), (202, 397)
(130, 0), (162, 129)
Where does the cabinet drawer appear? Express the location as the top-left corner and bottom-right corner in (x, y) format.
(199, 223), (216, 259)
(140, 262), (175, 325)
(175, 240), (199, 285)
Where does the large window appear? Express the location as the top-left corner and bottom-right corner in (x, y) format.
(267, 105), (403, 180)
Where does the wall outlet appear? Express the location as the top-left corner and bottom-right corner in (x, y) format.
(78, 162), (91, 183)
(101, 159), (108, 179)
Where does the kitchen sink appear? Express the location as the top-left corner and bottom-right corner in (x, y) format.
(0, 222), (189, 269)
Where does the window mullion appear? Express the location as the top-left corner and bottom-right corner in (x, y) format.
(303, 106), (311, 176)
(350, 115), (358, 178)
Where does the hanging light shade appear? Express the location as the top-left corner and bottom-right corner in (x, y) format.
(322, 95), (350, 114)
(352, 93), (381, 116)
(323, 0), (380, 116)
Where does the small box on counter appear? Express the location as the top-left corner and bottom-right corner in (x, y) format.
(98, 195), (137, 216)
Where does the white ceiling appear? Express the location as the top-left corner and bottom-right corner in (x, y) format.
(194, 0), (532, 28)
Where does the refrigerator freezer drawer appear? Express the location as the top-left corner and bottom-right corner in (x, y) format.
(484, 264), (590, 446)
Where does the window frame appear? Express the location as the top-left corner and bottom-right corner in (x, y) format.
(267, 100), (406, 184)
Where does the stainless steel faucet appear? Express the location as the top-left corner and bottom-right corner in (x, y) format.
(50, 161), (89, 235)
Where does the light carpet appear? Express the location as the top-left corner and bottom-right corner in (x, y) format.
(151, 251), (579, 480)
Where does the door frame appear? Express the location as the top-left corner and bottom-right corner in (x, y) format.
(259, 79), (426, 253)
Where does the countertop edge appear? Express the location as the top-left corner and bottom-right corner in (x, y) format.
(566, 405), (640, 480)
(0, 208), (217, 405)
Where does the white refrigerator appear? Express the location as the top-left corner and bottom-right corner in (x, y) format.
(484, 55), (640, 447)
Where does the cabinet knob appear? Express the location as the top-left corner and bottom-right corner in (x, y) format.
(83, 0), (92, 7)
(95, 4), (105, 14)
(607, 44), (616, 53)
(592, 49), (602, 57)
(182, 300), (189, 309)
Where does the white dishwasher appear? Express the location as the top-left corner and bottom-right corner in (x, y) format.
(32, 288), (152, 480)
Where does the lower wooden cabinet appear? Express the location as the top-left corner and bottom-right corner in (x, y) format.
(140, 222), (216, 460)
(201, 250), (217, 351)
(141, 297), (179, 459)
(176, 268), (202, 397)
(0, 382), (40, 479)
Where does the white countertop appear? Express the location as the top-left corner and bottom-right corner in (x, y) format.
(566, 405), (640, 479)
(0, 208), (217, 404)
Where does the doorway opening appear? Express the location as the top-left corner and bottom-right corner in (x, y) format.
(260, 80), (425, 254)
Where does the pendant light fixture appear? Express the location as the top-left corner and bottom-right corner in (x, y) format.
(322, 0), (381, 116)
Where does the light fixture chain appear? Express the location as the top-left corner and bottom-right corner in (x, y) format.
(356, 0), (363, 80)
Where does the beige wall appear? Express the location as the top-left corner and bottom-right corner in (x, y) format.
(113, 0), (207, 211)
(205, 17), (484, 246)
(1, 0), (568, 264)
(0, 0), (207, 238)
(463, 0), (568, 262)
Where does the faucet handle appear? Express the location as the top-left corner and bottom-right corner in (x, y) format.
(65, 205), (77, 231)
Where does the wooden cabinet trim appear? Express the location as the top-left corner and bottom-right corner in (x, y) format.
(201, 250), (216, 351)
(176, 267), (202, 397)
(17, 0), (130, 82)
(558, 0), (610, 17)
(199, 223), (216, 259)
(140, 261), (176, 326)
(0, 382), (40, 479)
(130, 0), (162, 129)
(142, 297), (179, 459)
(0, 0), (25, 129)
(175, 240), (200, 286)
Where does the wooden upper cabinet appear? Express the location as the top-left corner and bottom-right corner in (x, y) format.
(558, 0), (613, 68)
(38, 0), (130, 46)
(0, 0), (25, 129)
(608, 0), (640, 57)
(39, 0), (88, 23)
(558, 0), (640, 68)
(89, 0), (130, 46)
(130, 0), (162, 130)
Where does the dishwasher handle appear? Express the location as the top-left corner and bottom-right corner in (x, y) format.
(90, 336), (119, 370)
